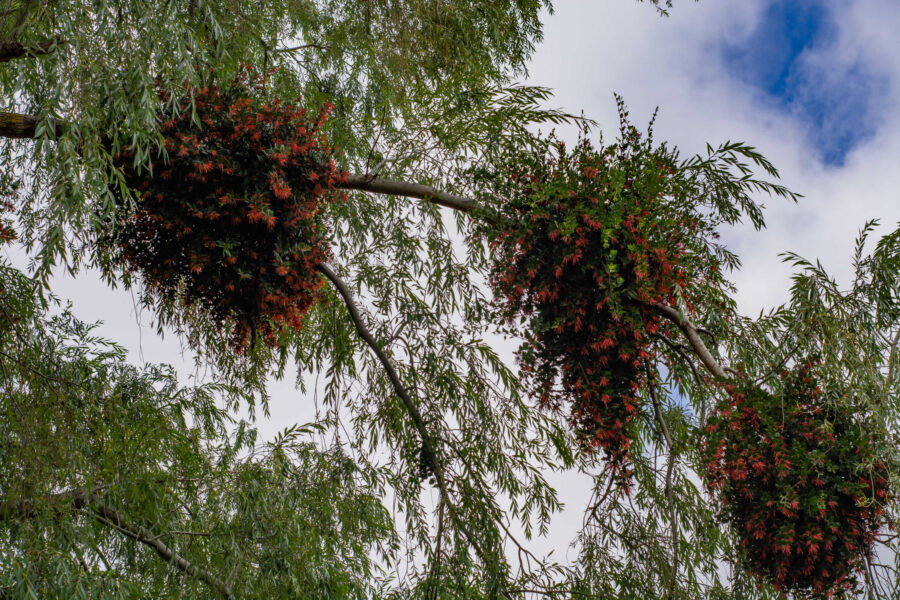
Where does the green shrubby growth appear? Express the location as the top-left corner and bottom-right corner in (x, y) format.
(0, 260), (395, 599)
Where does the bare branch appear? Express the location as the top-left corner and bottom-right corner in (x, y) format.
(0, 111), (64, 139)
(649, 302), (728, 380)
(273, 43), (328, 53)
(340, 174), (475, 213)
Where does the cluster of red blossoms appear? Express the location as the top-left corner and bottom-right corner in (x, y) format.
(702, 359), (890, 598)
(107, 68), (346, 351)
(0, 199), (16, 245)
(480, 131), (697, 483)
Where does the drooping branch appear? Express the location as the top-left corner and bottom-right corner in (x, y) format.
(315, 261), (490, 564)
(1, 490), (233, 599)
(315, 263), (435, 460)
(646, 371), (679, 598)
(0, 39), (58, 62)
(339, 174), (475, 213)
(83, 497), (234, 599)
(650, 302), (728, 380)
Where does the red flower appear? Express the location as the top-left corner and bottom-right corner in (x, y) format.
(107, 66), (346, 352)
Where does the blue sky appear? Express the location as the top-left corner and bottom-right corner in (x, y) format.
(721, 0), (886, 166)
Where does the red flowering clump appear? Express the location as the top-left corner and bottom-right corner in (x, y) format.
(107, 68), (346, 351)
(0, 199), (16, 245)
(477, 123), (714, 482)
(702, 360), (890, 598)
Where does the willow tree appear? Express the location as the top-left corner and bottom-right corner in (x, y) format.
(2, 1), (899, 599)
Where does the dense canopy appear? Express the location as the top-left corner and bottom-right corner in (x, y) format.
(2, 1), (899, 599)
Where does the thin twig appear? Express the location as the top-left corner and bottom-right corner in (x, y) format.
(653, 333), (703, 386)
(646, 372), (678, 598)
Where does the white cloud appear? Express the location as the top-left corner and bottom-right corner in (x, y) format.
(529, 0), (900, 314)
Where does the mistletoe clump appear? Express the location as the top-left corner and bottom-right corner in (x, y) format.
(702, 360), (890, 598)
(479, 124), (713, 481)
(0, 198), (16, 245)
(107, 68), (346, 351)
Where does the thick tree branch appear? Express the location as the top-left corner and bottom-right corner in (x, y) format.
(340, 174), (475, 213)
(0, 39), (59, 62)
(0, 113), (478, 213)
(316, 262), (490, 564)
(0, 111), (63, 139)
(650, 302), (728, 380)
(1, 490), (233, 599)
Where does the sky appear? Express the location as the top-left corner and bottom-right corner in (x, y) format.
(527, 0), (900, 317)
(9, 0), (900, 575)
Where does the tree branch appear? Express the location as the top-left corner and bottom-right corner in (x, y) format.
(340, 174), (475, 213)
(1, 490), (233, 599)
(316, 261), (491, 564)
(0, 112), (478, 213)
(0, 111), (64, 139)
(650, 302), (728, 380)
(646, 372), (679, 598)
(0, 39), (59, 62)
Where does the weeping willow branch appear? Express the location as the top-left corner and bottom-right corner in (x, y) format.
(0, 111), (473, 211)
(0, 39), (59, 62)
(340, 174), (475, 212)
(83, 498), (234, 600)
(649, 302), (728, 379)
(0, 490), (233, 599)
(315, 262), (491, 566)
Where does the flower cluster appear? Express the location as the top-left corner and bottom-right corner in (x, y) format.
(106, 68), (346, 351)
(0, 198), (16, 245)
(478, 128), (703, 482)
(702, 360), (890, 598)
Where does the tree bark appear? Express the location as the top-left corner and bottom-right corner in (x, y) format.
(0, 39), (58, 62)
(650, 302), (728, 379)
(0, 111), (63, 139)
(340, 174), (475, 213)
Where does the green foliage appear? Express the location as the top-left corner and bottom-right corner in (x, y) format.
(0, 260), (395, 599)
(0, 0), (557, 278)
(2, 1), (900, 599)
